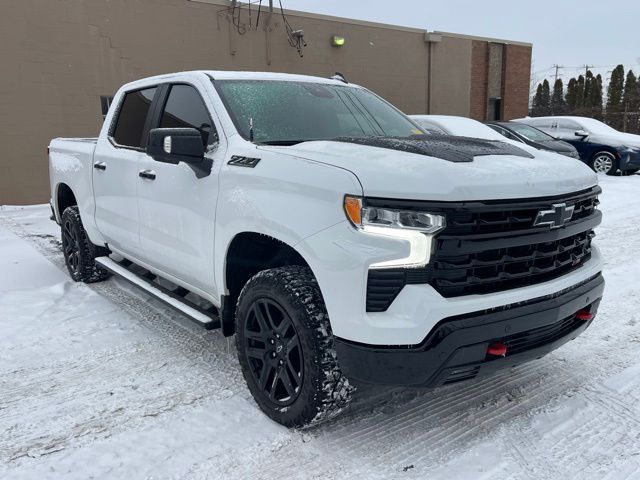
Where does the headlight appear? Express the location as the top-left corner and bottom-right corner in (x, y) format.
(344, 196), (445, 233)
(343, 195), (446, 268)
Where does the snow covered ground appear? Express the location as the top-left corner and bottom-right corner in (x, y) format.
(1, 175), (640, 480)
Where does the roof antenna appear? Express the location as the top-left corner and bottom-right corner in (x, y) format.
(249, 117), (254, 141)
(331, 72), (348, 84)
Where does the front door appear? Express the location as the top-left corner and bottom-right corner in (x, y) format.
(93, 86), (159, 257)
(137, 82), (224, 296)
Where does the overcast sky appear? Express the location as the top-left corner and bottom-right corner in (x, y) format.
(289, 0), (640, 86)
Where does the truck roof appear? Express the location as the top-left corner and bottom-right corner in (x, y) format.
(121, 70), (354, 91)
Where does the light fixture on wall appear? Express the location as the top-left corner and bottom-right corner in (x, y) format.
(331, 35), (345, 47)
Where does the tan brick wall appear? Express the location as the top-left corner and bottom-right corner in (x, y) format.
(0, 1), (531, 204)
(502, 44), (532, 120)
(469, 41), (488, 121)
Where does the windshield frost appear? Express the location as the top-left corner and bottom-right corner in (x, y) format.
(215, 80), (423, 143)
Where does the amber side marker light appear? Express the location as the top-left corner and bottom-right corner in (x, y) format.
(344, 196), (362, 226)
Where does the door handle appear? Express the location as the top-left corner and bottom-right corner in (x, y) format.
(138, 169), (157, 180)
(93, 161), (107, 171)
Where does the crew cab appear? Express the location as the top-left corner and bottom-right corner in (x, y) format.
(49, 71), (604, 427)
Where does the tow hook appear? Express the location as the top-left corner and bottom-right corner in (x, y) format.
(487, 341), (508, 357)
(575, 310), (594, 321)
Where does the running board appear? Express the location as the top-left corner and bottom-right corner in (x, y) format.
(95, 257), (220, 330)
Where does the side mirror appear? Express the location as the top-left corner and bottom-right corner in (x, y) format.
(147, 128), (204, 165)
(574, 129), (589, 138)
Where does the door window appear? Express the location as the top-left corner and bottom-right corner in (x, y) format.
(160, 84), (218, 146)
(112, 87), (157, 148)
(555, 119), (582, 139)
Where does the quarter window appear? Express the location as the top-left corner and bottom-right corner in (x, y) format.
(112, 87), (157, 148)
(160, 84), (217, 146)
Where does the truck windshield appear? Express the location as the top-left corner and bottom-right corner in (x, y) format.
(215, 80), (424, 144)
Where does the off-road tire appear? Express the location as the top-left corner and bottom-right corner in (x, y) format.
(589, 151), (618, 175)
(61, 206), (110, 283)
(235, 266), (354, 428)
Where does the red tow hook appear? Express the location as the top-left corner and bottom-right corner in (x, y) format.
(575, 310), (594, 321)
(487, 341), (508, 357)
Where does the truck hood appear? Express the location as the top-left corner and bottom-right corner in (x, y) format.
(258, 140), (597, 201)
(588, 132), (640, 148)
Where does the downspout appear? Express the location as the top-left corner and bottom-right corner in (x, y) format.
(424, 32), (442, 114)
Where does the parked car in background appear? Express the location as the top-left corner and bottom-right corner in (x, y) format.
(514, 116), (640, 175)
(411, 115), (511, 141)
(410, 115), (574, 161)
(486, 121), (580, 159)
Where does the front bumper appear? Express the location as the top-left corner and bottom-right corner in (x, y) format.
(335, 273), (604, 387)
(619, 150), (640, 171)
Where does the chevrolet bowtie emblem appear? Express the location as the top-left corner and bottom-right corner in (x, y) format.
(533, 203), (575, 229)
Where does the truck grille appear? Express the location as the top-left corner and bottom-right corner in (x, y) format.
(430, 230), (594, 297)
(366, 187), (601, 312)
(443, 189), (599, 236)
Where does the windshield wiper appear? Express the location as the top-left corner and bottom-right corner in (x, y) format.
(258, 140), (311, 146)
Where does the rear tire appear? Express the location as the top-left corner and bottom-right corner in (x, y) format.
(589, 151), (618, 175)
(61, 206), (110, 283)
(235, 266), (354, 428)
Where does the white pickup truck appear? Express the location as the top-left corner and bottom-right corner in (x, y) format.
(49, 70), (604, 427)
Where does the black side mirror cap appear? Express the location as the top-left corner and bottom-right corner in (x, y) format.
(147, 128), (205, 165)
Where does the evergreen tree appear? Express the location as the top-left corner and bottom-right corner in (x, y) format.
(531, 83), (544, 116)
(589, 74), (604, 120)
(583, 71), (595, 111)
(565, 77), (578, 114)
(575, 75), (585, 111)
(606, 64), (625, 129)
(622, 69), (639, 132)
(540, 79), (551, 115)
(550, 78), (566, 115)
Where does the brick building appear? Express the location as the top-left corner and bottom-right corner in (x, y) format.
(0, 0), (532, 204)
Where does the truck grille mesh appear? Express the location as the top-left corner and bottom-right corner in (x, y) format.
(366, 187), (600, 312)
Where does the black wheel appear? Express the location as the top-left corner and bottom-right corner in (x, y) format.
(589, 151), (618, 175)
(61, 206), (110, 283)
(235, 266), (354, 428)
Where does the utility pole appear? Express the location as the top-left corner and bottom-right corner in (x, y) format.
(552, 64), (563, 83)
(583, 64), (593, 78)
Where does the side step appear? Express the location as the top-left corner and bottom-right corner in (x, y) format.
(95, 257), (220, 330)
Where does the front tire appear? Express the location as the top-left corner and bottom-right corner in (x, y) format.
(235, 266), (354, 428)
(589, 151), (618, 175)
(61, 206), (110, 283)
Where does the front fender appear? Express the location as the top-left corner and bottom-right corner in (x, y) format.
(214, 149), (363, 296)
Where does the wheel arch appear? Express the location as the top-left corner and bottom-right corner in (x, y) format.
(55, 183), (78, 220)
(220, 231), (318, 337)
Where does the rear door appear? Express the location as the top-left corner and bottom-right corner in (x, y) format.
(93, 86), (159, 256)
(136, 82), (225, 295)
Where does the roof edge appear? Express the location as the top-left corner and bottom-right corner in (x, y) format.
(190, 0), (531, 45)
